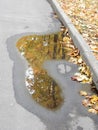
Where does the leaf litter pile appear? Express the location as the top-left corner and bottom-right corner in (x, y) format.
(57, 0), (98, 114)
(80, 87), (98, 114)
(57, 0), (98, 59)
(61, 27), (98, 114)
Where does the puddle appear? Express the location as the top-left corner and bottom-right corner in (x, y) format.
(16, 31), (71, 110)
(7, 32), (98, 130)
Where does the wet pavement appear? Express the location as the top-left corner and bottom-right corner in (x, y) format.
(0, 0), (98, 130)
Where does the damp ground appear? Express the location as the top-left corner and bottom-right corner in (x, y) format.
(6, 31), (98, 130)
(16, 29), (98, 111)
(16, 30), (79, 110)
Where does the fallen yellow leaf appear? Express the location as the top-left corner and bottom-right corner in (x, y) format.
(79, 91), (88, 96)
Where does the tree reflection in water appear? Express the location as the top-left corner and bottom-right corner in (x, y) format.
(16, 30), (71, 110)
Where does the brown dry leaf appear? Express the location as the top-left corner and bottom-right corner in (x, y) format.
(93, 104), (98, 111)
(88, 108), (98, 114)
(71, 71), (92, 84)
(71, 73), (85, 82)
(80, 89), (98, 114)
(53, 12), (58, 19)
(77, 57), (83, 64)
(90, 95), (98, 104)
(95, 34), (98, 38)
(79, 91), (88, 96)
(60, 25), (66, 31)
(82, 99), (89, 107)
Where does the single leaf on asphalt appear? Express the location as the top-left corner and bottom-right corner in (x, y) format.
(79, 91), (88, 96)
(88, 108), (97, 114)
(82, 99), (89, 107)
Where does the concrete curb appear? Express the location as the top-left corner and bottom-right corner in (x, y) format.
(48, 0), (98, 89)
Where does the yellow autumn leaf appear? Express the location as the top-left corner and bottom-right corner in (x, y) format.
(79, 91), (88, 96)
(63, 37), (70, 43)
(93, 104), (98, 111)
(90, 95), (98, 104)
(82, 99), (89, 107)
(88, 108), (98, 114)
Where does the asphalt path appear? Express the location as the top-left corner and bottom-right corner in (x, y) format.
(0, 0), (98, 130)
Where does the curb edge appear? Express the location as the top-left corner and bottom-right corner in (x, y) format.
(48, 0), (98, 89)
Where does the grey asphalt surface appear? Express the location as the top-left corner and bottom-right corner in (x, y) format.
(0, 0), (98, 130)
